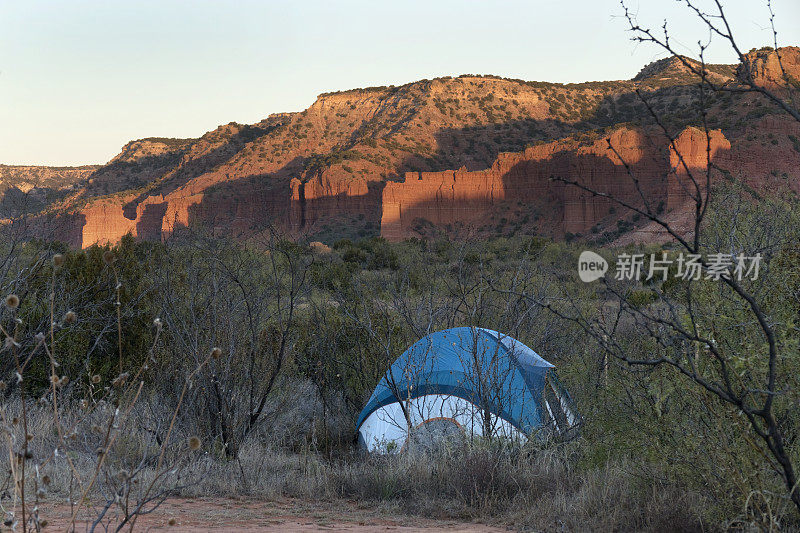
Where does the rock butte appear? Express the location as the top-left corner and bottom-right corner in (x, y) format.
(7, 47), (800, 247)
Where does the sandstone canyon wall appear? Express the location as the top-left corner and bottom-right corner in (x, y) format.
(11, 46), (799, 248)
(381, 127), (732, 241)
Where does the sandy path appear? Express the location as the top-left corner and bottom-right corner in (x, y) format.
(37, 497), (510, 532)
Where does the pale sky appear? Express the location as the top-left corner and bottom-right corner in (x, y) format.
(2, 0), (799, 166)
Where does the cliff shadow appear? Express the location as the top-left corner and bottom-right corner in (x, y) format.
(385, 79), (740, 241)
(17, 210), (88, 248)
(164, 156), (307, 241)
(87, 152), (187, 199)
(121, 123), (285, 220)
(394, 79), (748, 179)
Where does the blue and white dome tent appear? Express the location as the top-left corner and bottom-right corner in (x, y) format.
(356, 327), (579, 452)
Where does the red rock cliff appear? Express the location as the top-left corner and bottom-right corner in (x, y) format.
(381, 127), (731, 241)
(739, 46), (800, 88)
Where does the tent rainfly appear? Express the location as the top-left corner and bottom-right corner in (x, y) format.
(356, 327), (579, 452)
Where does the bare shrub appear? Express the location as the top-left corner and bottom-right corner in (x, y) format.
(0, 254), (209, 531)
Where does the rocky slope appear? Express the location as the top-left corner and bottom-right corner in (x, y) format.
(0, 165), (99, 219)
(739, 46), (800, 88)
(14, 46), (800, 247)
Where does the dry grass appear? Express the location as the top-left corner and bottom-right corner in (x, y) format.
(0, 394), (711, 532)
(178, 432), (707, 531)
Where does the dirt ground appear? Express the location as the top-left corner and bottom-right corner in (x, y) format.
(39, 497), (512, 532)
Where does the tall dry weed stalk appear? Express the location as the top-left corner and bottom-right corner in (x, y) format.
(0, 252), (210, 532)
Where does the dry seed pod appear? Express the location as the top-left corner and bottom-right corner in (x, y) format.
(4, 294), (19, 309)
